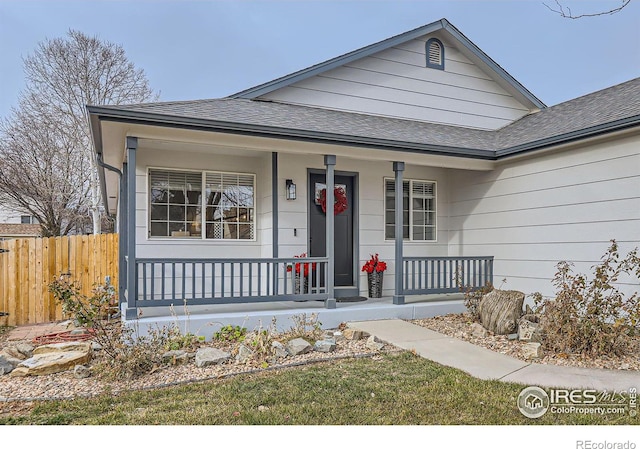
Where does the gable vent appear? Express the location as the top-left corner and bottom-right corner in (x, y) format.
(429, 42), (441, 65)
(425, 38), (444, 70)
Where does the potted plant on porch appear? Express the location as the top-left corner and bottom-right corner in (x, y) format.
(287, 253), (316, 294)
(362, 254), (387, 298)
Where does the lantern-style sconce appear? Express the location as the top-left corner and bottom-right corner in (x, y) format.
(286, 179), (296, 200)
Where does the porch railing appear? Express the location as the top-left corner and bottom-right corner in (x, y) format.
(402, 256), (494, 296)
(132, 257), (329, 308)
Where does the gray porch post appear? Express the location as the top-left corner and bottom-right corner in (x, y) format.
(125, 137), (138, 320)
(393, 161), (405, 305)
(324, 155), (336, 309)
(271, 152), (279, 294)
(272, 152), (278, 258)
(118, 162), (128, 305)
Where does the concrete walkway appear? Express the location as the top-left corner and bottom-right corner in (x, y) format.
(349, 319), (640, 391)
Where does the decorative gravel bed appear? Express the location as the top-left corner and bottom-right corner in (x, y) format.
(3, 312), (639, 414)
(413, 313), (640, 371)
(0, 329), (393, 406)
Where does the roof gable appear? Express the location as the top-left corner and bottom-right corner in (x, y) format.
(231, 18), (546, 117)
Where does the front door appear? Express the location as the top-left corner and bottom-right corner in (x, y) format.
(309, 173), (355, 288)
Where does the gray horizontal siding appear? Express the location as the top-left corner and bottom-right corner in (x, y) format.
(261, 36), (531, 130)
(449, 136), (640, 297)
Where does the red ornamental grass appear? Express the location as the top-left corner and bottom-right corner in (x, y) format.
(362, 254), (387, 274)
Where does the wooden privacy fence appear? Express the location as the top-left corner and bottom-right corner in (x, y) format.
(0, 234), (118, 326)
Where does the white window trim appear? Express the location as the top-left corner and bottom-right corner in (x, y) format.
(147, 167), (257, 242)
(383, 177), (437, 243)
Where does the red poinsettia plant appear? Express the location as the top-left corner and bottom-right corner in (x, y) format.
(361, 253), (387, 274)
(286, 253), (317, 277)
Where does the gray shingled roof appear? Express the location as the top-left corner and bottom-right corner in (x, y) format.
(0, 224), (41, 237)
(104, 97), (498, 151)
(496, 77), (640, 151)
(90, 77), (640, 158)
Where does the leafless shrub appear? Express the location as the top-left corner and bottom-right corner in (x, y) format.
(533, 240), (640, 356)
(454, 269), (495, 322)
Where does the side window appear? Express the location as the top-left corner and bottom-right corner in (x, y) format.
(385, 179), (437, 241)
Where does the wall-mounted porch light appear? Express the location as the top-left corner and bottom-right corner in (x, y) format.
(286, 179), (296, 200)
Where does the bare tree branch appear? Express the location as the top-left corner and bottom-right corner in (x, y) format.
(0, 30), (158, 235)
(544, 0), (632, 19)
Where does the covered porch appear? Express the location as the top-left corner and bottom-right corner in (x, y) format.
(112, 134), (493, 329)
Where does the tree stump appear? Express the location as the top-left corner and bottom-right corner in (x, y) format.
(478, 290), (525, 335)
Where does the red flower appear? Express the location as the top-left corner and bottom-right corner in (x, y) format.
(361, 254), (387, 274)
(286, 253), (317, 276)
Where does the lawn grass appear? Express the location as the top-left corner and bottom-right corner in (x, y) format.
(1, 352), (636, 425)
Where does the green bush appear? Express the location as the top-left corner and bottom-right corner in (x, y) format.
(214, 325), (247, 342)
(534, 240), (640, 356)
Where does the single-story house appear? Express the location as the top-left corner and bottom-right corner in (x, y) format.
(0, 209), (41, 240)
(0, 223), (41, 241)
(88, 19), (640, 331)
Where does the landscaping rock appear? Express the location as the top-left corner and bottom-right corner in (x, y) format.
(12, 350), (92, 376)
(162, 350), (189, 364)
(332, 331), (345, 342)
(15, 343), (34, 358)
(236, 344), (253, 362)
(271, 341), (288, 359)
(518, 317), (542, 342)
(286, 338), (312, 356)
(2, 347), (26, 360)
(33, 342), (92, 355)
(73, 365), (91, 379)
(91, 342), (103, 351)
(522, 342), (543, 360)
(471, 323), (488, 338)
(478, 289), (525, 335)
(0, 356), (14, 375)
(366, 335), (384, 351)
(343, 328), (364, 341)
(0, 351), (22, 368)
(314, 339), (336, 353)
(195, 347), (231, 367)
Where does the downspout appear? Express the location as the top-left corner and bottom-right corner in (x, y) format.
(95, 153), (122, 221)
(95, 153), (125, 307)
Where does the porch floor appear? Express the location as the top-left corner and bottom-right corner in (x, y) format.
(125, 294), (466, 340)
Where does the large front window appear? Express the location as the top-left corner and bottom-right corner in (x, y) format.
(385, 178), (436, 241)
(149, 169), (255, 240)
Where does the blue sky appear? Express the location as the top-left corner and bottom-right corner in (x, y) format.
(1, 0), (639, 119)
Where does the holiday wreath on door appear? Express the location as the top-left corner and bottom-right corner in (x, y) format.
(318, 185), (348, 215)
